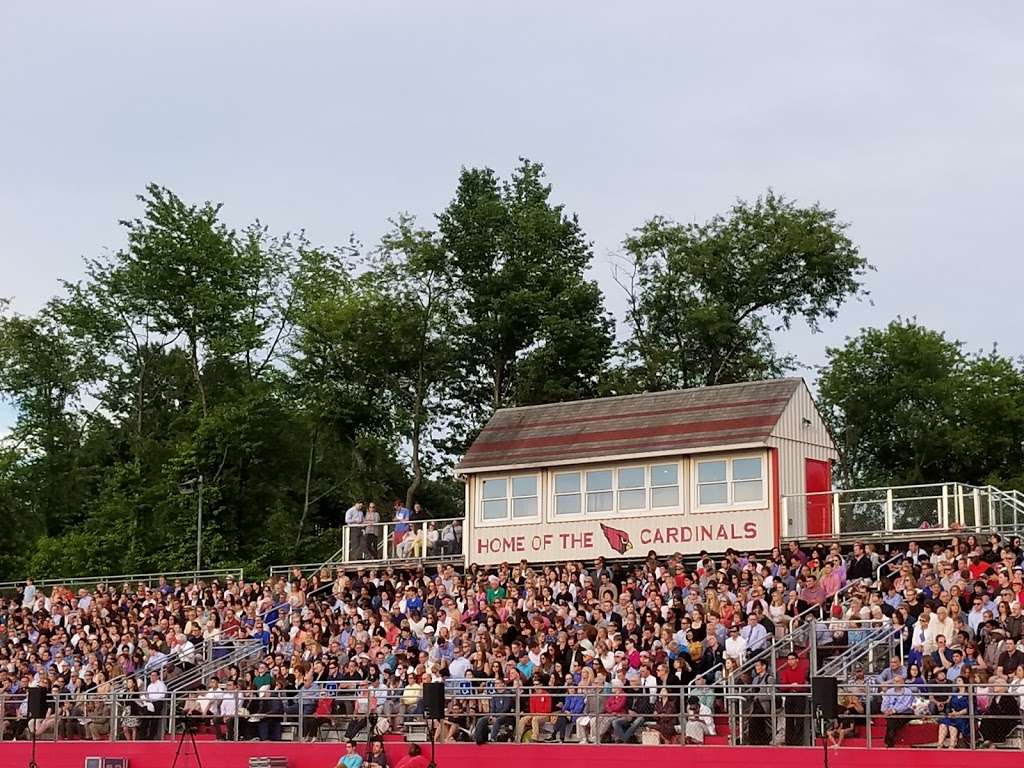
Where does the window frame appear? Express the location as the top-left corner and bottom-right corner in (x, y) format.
(546, 460), (683, 521)
(691, 453), (767, 512)
(477, 473), (541, 526)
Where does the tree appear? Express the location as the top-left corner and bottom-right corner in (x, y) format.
(817, 319), (1024, 489)
(437, 159), (614, 425)
(616, 190), (870, 391)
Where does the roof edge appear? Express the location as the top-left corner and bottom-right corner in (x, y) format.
(456, 441), (769, 475)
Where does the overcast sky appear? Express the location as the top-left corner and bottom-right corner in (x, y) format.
(2, 2), (1023, 431)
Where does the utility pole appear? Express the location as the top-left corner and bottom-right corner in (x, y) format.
(196, 474), (204, 577)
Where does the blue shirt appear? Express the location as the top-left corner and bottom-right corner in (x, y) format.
(881, 687), (915, 714)
(562, 694), (586, 716)
(340, 753), (363, 768)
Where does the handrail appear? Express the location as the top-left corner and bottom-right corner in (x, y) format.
(269, 516), (466, 579)
(0, 568), (245, 594)
(12, 680), (1024, 751)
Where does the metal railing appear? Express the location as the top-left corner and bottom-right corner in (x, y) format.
(0, 568), (246, 595)
(270, 517), (465, 578)
(3, 681), (1022, 749)
(781, 482), (1024, 541)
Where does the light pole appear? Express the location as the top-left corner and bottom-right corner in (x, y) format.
(180, 475), (205, 578)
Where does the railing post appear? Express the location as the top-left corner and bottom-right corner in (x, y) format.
(884, 488), (894, 532)
(342, 527), (351, 565)
(382, 522), (390, 562)
(831, 492), (841, 536)
(941, 484), (949, 529)
(973, 487), (984, 530)
(864, 681), (872, 749)
(968, 683), (976, 750)
(781, 496), (789, 538)
(955, 484), (965, 527)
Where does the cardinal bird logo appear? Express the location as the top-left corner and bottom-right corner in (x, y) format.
(600, 523), (633, 555)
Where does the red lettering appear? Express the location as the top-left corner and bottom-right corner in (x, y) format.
(640, 528), (652, 545)
(744, 522), (758, 539)
(652, 528), (665, 544)
(681, 527), (693, 542)
(666, 527), (679, 543)
(699, 525), (713, 540)
(716, 524), (728, 540)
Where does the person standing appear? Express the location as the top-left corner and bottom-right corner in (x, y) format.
(364, 502), (382, 559)
(346, 502), (367, 560)
(778, 652), (808, 746)
(392, 500), (411, 550)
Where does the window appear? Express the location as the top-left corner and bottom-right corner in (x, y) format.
(697, 460), (728, 506)
(586, 470), (614, 513)
(481, 478), (508, 520)
(732, 458), (763, 502)
(511, 476), (538, 518)
(617, 467), (646, 510)
(650, 463), (679, 508)
(480, 475), (539, 522)
(554, 472), (582, 516)
(695, 456), (765, 508)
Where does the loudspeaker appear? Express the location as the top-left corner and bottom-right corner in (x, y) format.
(27, 686), (48, 718)
(811, 676), (838, 720)
(423, 681), (445, 719)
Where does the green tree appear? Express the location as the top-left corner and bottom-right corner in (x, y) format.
(818, 319), (1024, 489)
(617, 191), (870, 391)
(437, 159), (614, 425)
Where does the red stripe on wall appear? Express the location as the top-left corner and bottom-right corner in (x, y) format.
(460, 430), (768, 467)
(465, 414), (778, 455)
(481, 397), (791, 433)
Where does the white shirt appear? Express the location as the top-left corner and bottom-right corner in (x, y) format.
(146, 679), (168, 704)
(724, 634), (748, 663)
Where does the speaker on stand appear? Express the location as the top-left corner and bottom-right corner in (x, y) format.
(26, 686), (48, 768)
(422, 682), (445, 768)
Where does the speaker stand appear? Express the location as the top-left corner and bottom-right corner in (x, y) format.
(28, 724), (38, 768)
(815, 707), (828, 768)
(427, 716), (437, 768)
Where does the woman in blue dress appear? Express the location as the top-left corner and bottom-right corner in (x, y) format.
(937, 676), (970, 748)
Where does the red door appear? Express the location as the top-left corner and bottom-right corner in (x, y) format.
(805, 458), (832, 537)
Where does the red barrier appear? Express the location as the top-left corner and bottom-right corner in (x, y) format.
(0, 742), (1020, 768)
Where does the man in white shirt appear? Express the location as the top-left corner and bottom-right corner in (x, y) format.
(345, 502), (367, 560)
(144, 670), (169, 739)
(725, 625), (748, 664)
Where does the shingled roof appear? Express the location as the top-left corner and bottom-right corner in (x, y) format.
(457, 378), (804, 473)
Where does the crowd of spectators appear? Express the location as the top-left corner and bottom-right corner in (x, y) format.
(1, 527), (1022, 748)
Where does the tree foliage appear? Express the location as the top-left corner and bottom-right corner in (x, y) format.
(818, 320), (1024, 489)
(616, 191), (870, 391)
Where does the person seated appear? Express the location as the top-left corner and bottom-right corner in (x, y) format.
(337, 740), (363, 768)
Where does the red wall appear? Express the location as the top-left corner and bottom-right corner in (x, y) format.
(0, 742), (1020, 768)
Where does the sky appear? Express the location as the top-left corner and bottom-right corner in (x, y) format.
(2, 2), (1023, 433)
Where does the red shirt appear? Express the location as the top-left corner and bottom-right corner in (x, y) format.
(396, 756), (429, 768)
(779, 663), (808, 690)
(530, 693), (553, 714)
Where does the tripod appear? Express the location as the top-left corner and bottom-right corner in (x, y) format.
(426, 716), (437, 768)
(171, 722), (204, 768)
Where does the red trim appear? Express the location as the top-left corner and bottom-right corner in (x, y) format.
(466, 415), (778, 455)
(1, 741), (1019, 768)
(770, 447), (781, 546)
(461, 430), (768, 467)
(480, 396), (792, 433)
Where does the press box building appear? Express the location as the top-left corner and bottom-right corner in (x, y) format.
(456, 378), (838, 565)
